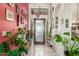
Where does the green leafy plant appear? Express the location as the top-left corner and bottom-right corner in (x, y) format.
(16, 28), (29, 55)
(53, 32), (79, 56)
(0, 42), (8, 55)
(15, 38), (28, 55)
(0, 29), (29, 56)
(6, 49), (18, 56)
(54, 34), (62, 42)
(0, 31), (18, 56)
(0, 41), (19, 56)
(18, 28), (26, 34)
(5, 31), (12, 37)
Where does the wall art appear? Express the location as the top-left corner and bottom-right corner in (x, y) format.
(6, 8), (14, 21)
(21, 16), (24, 24)
(65, 19), (69, 28)
(16, 5), (20, 14)
(17, 15), (20, 26)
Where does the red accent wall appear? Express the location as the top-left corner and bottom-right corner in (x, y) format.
(0, 3), (28, 44)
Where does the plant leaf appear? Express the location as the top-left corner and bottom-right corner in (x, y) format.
(63, 32), (70, 36)
(54, 34), (62, 42)
(73, 36), (79, 42)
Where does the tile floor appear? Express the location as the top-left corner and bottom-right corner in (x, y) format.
(28, 45), (58, 56)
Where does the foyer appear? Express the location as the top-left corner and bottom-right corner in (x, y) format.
(0, 3), (79, 56)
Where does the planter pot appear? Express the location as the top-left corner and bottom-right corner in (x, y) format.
(64, 50), (69, 56)
(29, 35), (32, 38)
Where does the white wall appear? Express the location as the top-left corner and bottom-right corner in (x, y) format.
(51, 3), (74, 56)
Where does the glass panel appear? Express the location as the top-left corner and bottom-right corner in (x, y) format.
(31, 8), (48, 15)
(40, 8), (48, 15)
(31, 8), (39, 14)
(35, 20), (44, 42)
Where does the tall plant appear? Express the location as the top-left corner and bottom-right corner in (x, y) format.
(15, 28), (29, 55)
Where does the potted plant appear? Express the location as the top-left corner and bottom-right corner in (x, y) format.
(15, 28), (29, 55)
(0, 30), (29, 56)
(53, 32), (79, 56)
(15, 38), (28, 56)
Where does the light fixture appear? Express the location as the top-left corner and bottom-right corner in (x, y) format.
(72, 3), (79, 25)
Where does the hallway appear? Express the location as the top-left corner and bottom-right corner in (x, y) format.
(0, 3), (79, 56)
(28, 45), (57, 56)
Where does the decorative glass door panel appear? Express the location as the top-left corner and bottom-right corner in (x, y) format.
(34, 19), (45, 44)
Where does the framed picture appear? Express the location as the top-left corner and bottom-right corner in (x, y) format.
(16, 5), (20, 14)
(17, 15), (20, 26)
(6, 9), (14, 21)
(65, 19), (69, 28)
(55, 17), (59, 28)
(21, 16), (24, 24)
(72, 27), (76, 30)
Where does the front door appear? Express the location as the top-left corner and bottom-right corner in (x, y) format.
(34, 18), (45, 44)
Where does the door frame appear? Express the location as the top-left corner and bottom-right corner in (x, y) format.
(34, 18), (45, 44)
